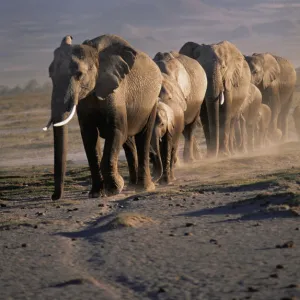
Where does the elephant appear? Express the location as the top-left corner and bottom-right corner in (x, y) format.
(179, 41), (252, 157)
(43, 34), (162, 200)
(245, 53), (297, 142)
(256, 104), (272, 148)
(153, 51), (207, 162)
(233, 84), (262, 153)
(151, 73), (186, 184)
(292, 105), (300, 141)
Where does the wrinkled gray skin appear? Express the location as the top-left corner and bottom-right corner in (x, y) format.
(234, 84), (262, 153)
(153, 51), (207, 162)
(180, 41), (252, 157)
(45, 35), (162, 200)
(256, 103), (271, 148)
(245, 53), (296, 142)
(293, 105), (300, 141)
(151, 74), (186, 184)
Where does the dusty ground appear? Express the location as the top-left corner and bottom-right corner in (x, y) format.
(1, 92), (300, 300)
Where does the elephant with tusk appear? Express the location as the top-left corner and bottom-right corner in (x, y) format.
(179, 41), (252, 157)
(43, 34), (162, 200)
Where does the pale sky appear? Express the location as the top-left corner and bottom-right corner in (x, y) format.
(1, 0), (299, 87)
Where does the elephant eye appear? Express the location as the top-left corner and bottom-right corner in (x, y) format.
(74, 71), (83, 80)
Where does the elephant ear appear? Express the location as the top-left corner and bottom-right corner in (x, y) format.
(262, 53), (280, 89)
(95, 44), (137, 100)
(216, 41), (244, 90)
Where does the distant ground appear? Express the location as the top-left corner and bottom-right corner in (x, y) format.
(0, 92), (300, 300)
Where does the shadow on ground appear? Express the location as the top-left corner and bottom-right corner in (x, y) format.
(180, 191), (300, 222)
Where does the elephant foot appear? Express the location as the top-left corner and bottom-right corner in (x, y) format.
(158, 176), (172, 185)
(193, 150), (202, 160)
(88, 181), (104, 198)
(170, 174), (176, 181)
(183, 156), (195, 164)
(51, 190), (63, 201)
(219, 150), (231, 158)
(104, 174), (124, 196)
(269, 129), (282, 143)
(136, 178), (156, 192)
(89, 191), (100, 198)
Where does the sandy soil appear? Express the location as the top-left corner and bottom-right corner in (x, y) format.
(0, 92), (300, 300)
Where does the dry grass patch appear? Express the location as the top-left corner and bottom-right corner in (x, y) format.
(107, 212), (156, 229)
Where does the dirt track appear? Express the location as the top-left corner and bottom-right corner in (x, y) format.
(0, 92), (300, 299)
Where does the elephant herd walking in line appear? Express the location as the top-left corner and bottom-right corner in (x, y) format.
(43, 34), (297, 200)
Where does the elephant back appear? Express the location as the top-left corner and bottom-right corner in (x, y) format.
(82, 34), (132, 52)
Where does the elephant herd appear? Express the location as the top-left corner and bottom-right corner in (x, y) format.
(43, 34), (297, 200)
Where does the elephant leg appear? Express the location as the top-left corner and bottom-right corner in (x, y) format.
(278, 95), (293, 142)
(183, 112), (199, 163)
(219, 98), (231, 156)
(247, 124), (254, 152)
(135, 104), (157, 191)
(254, 123), (260, 149)
(100, 129), (125, 196)
(267, 95), (282, 142)
(80, 124), (103, 198)
(229, 118), (237, 155)
(159, 133), (172, 184)
(240, 115), (247, 153)
(123, 136), (138, 186)
(200, 100), (211, 156)
(192, 136), (202, 160)
(170, 145), (178, 181)
(235, 119), (242, 151)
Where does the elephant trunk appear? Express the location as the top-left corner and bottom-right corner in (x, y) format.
(151, 130), (163, 182)
(52, 124), (68, 200)
(48, 78), (79, 200)
(50, 78), (79, 127)
(206, 97), (220, 157)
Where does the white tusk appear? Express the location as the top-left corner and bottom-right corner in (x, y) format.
(53, 105), (77, 127)
(96, 95), (105, 101)
(220, 92), (224, 105)
(42, 119), (52, 131)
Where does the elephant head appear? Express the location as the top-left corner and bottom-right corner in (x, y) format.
(151, 101), (175, 181)
(179, 41), (245, 156)
(244, 53), (280, 89)
(43, 34), (137, 200)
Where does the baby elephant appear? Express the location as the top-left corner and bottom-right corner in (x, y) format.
(256, 104), (271, 148)
(292, 105), (300, 141)
(151, 74), (186, 184)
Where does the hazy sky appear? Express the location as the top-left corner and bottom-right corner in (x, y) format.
(1, 0), (299, 87)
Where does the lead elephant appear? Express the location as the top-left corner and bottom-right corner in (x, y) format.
(245, 53), (297, 142)
(180, 41), (252, 157)
(153, 51), (207, 162)
(151, 74), (186, 184)
(43, 35), (162, 200)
